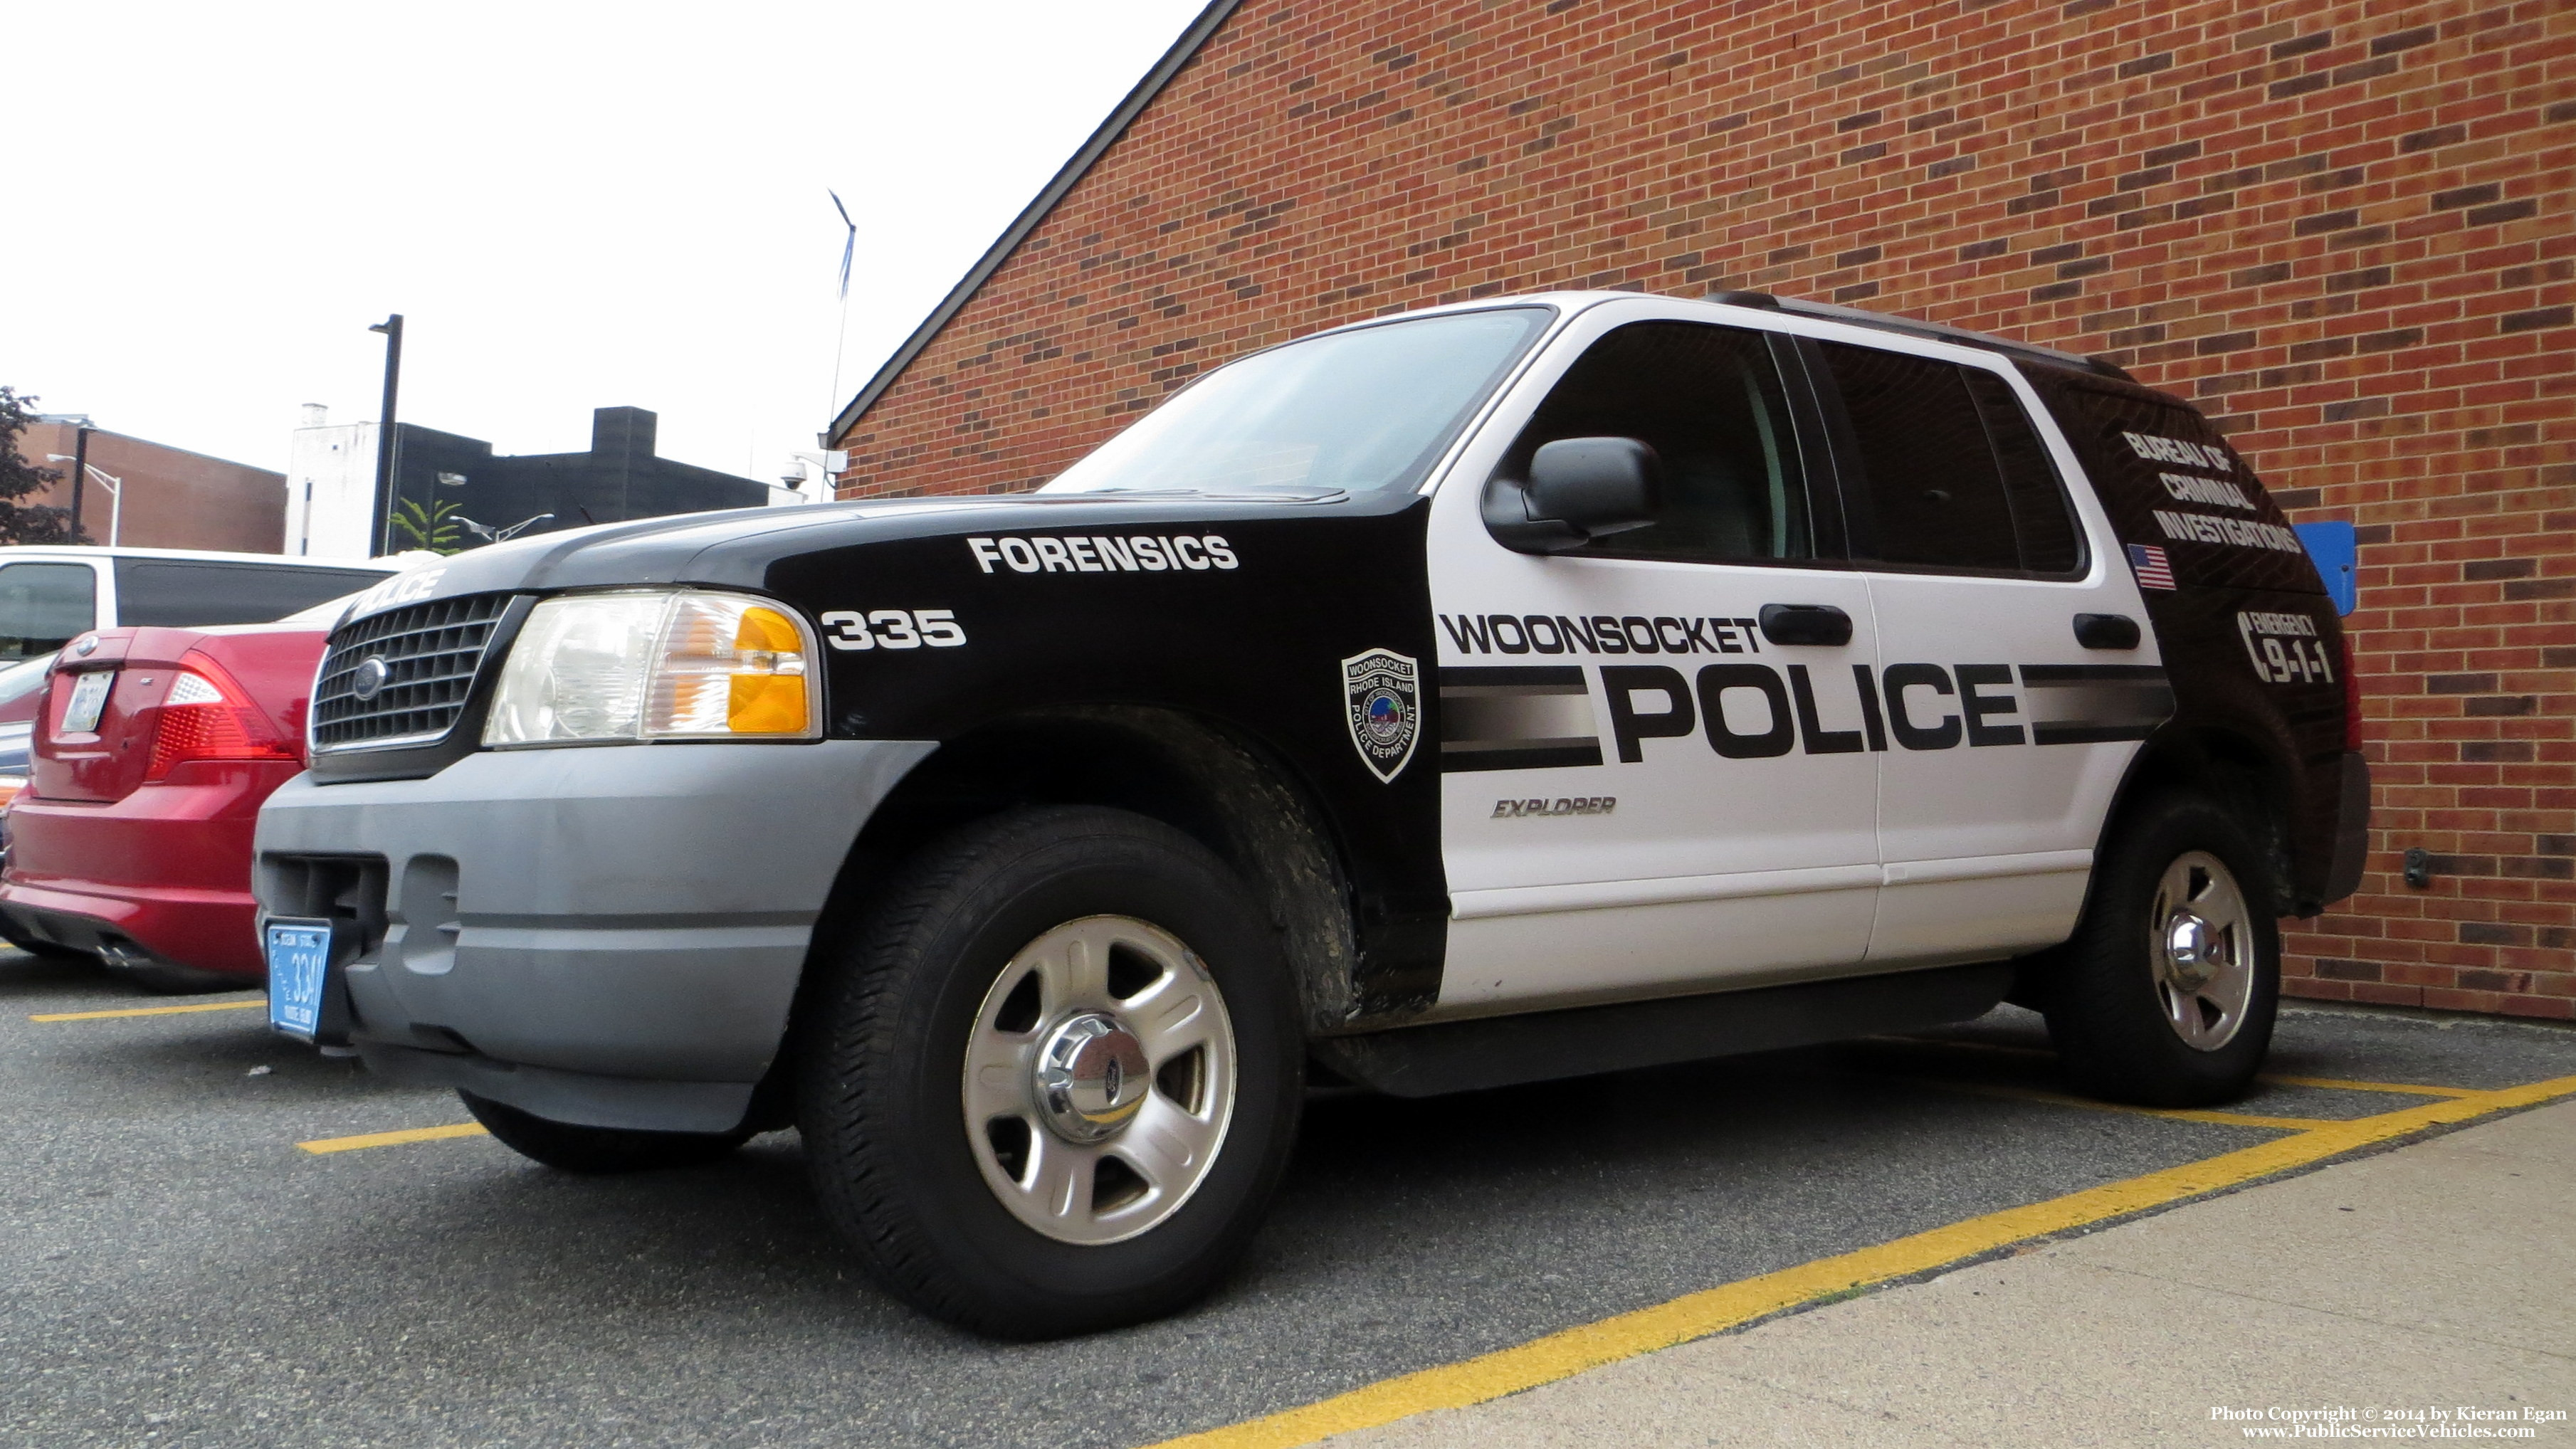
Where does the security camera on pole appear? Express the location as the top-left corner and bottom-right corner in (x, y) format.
(769, 450), (846, 507)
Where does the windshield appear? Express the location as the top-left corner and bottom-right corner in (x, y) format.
(1043, 307), (1552, 496)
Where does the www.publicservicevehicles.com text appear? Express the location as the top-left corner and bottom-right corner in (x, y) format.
(2214, 1405), (2564, 1439)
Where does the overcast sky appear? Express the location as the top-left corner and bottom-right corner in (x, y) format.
(7, 1), (1208, 483)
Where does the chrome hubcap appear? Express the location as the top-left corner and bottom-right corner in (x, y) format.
(962, 915), (1236, 1245)
(2163, 912), (2218, 990)
(1031, 1013), (1152, 1143)
(2149, 850), (2255, 1052)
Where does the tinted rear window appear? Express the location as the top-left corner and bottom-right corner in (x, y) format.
(2019, 369), (2320, 595)
(0, 562), (98, 661)
(112, 561), (391, 627)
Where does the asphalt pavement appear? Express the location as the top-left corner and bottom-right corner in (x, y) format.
(4, 945), (2572, 1449)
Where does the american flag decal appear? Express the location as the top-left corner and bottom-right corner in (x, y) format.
(2127, 543), (2177, 591)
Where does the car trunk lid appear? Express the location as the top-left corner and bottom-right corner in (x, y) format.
(33, 626), (322, 804)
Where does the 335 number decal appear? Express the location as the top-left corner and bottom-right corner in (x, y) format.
(819, 608), (967, 650)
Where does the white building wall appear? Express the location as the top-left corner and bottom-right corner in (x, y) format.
(285, 408), (379, 558)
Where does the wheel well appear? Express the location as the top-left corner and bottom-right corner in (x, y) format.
(811, 707), (1359, 1028)
(2009, 726), (2300, 1013)
(2106, 728), (2297, 916)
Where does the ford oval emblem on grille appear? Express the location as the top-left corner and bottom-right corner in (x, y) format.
(349, 656), (391, 701)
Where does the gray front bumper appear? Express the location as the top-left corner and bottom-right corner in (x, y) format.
(254, 739), (935, 1132)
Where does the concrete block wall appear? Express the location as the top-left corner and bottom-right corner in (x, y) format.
(832, 0), (2575, 1016)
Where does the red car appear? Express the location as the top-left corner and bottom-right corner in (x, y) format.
(0, 621), (327, 991)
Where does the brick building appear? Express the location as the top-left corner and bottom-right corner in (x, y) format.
(827, 0), (2575, 1016)
(11, 418), (286, 553)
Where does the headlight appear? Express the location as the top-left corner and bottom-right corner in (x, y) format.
(483, 590), (819, 746)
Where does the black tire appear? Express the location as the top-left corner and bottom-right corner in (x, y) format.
(797, 805), (1303, 1339)
(460, 1091), (750, 1174)
(2045, 792), (2281, 1107)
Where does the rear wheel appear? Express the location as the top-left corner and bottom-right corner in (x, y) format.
(2046, 793), (2280, 1107)
(460, 1092), (750, 1174)
(798, 806), (1301, 1339)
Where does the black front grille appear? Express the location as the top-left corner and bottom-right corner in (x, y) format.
(310, 594), (512, 752)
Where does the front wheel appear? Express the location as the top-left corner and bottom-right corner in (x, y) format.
(797, 806), (1302, 1338)
(2045, 793), (2281, 1107)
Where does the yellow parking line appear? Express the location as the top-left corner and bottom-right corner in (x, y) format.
(29, 998), (264, 1023)
(2261, 1073), (2480, 1099)
(298, 1123), (490, 1154)
(1143, 1073), (2576, 1449)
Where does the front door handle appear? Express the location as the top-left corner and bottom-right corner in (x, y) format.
(2073, 613), (2142, 650)
(1758, 603), (1853, 648)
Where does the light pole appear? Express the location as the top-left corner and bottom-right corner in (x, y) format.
(67, 423), (89, 534)
(367, 315), (404, 557)
(44, 456), (122, 546)
(454, 512), (554, 544)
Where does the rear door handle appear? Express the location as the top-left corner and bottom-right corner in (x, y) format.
(1758, 603), (1854, 648)
(2073, 613), (2141, 650)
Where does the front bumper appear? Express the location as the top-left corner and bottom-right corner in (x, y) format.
(253, 739), (934, 1132)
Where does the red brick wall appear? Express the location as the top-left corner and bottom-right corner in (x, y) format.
(13, 422), (286, 553)
(834, 0), (2575, 1016)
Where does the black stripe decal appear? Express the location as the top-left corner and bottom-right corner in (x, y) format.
(2018, 663), (2174, 746)
(2017, 664), (2170, 685)
(1439, 665), (1600, 771)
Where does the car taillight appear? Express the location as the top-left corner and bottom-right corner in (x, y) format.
(144, 662), (298, 781)
(2340, 632), (2365, 751)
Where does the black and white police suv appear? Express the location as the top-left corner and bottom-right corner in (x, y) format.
(256, 291), (2367, 1336)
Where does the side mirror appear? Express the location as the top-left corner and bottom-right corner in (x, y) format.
(1482, 436), (1664, 555)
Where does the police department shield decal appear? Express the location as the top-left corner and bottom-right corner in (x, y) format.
(1342, 649), (1420, 784)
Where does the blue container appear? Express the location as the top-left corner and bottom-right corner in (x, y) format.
(2296, 520), (2357, 616)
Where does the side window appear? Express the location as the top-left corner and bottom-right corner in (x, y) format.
(112, 562), (388, 627)
(1507, 321), (1812, 564)
(1961, 369), (2085, 574)
(0, 563), (98, 661)
(1814, 341), (2022, 571)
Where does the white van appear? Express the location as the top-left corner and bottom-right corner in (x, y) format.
(0, 547), (399, 663)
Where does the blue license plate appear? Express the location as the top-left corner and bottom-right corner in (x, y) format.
(266, 918), (333, 1039)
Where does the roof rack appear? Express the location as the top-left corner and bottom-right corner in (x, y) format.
(1706, 290), (2135, 382)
